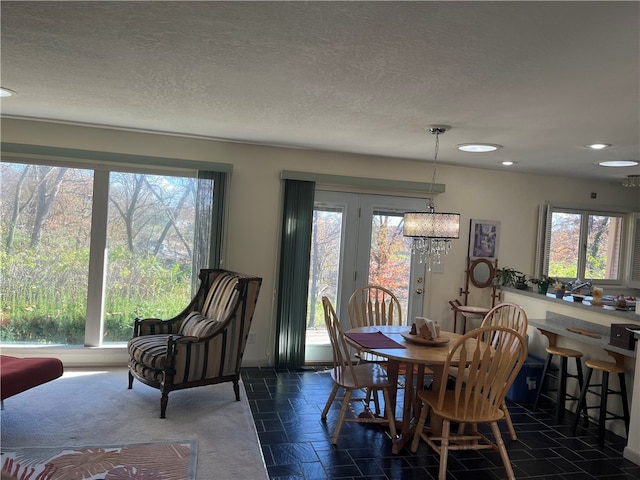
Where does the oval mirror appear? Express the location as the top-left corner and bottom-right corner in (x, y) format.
(469, 258), (494, 288)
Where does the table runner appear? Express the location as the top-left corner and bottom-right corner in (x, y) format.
(345, 330), (406, 349)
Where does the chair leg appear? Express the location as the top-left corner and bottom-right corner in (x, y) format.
(618, 372), (631, 437)
(370, 388), (381, 416)
(533, 353), (553, 411)
(331, 388), (352, 444)
(597, 371), (609, 446)
(574, 357), (588, 419)
(233, 379), (240, 401)
(160, 392), (169, 419)
(410, 398), (429, 452)
(490, 421), (515, 480)
(555, 356), (568, 423)
(438, 419), (451, 480)
(501, 401), (517, 441)
(571, 367), (593, 435)
(321, 383), (340, 420)
(128, 371), (134, 389)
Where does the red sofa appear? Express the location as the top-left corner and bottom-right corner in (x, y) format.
(0, 355), (64, 401)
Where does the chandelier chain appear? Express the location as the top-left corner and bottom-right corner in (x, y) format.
(428, 130), (440, 197)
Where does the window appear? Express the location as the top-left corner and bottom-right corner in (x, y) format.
(540, 205), (625, 284)
(0, 159), (223, 347)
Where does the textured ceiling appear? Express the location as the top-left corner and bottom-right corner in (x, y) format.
(1, 1), (639, 183)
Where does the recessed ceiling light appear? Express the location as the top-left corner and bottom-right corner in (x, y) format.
(598, 160), (638, 167)
(501, 161), (516, 166)
(0, 87), (17, 97)
(457, 143), (502, 153)
(587, 143), (611, 150)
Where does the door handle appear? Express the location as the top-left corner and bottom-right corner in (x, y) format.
(415, 288), (424, 295)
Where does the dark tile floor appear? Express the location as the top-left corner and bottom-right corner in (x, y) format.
(241, 366), (639, 480)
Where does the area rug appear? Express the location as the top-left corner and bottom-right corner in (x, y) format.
(1, 440), (197, 480)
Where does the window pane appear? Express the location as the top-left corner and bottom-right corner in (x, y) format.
(0, 163), (92, 345)
(547, 209), (623, 282)
(548, 211), (581, 279)
(103, 173), (197, 343)
(306, 207), (343, 345)
(586, 214), (621, 280)
(369, 212), (412, 318)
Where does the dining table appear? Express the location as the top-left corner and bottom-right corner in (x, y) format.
(344, 324), (467, 454)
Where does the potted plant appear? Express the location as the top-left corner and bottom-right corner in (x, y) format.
(515, 274), (528, 290)
(529, 275), (556, 295)
(495, 267), (524, 288)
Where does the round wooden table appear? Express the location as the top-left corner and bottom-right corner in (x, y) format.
(345, 325), (468, 453)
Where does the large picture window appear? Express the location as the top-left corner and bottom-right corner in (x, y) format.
(0, 159), (223, 347)
(540, 205), (625, 284)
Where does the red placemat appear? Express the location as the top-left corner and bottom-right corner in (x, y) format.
(345, 331), (406, 349)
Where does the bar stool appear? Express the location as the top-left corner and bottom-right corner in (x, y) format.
(571, 350), (630, 446)
(533, 329), (586, 424)
(448, 300), (490, 334)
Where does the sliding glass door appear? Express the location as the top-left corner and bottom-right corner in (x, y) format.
(305, 191), (426, 363)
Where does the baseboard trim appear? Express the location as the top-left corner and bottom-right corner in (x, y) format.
(623, 446), (640, 466)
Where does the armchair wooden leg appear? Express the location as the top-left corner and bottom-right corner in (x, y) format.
(233, 379), (240, 401)
(160, 392), (169, 419)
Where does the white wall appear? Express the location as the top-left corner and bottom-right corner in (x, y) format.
(2, 118), (638, 366)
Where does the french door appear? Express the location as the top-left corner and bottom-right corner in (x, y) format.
(305, 191), (426, 363)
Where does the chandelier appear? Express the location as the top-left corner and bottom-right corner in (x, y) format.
(403, 127), (460, 268)
(622, 175), (640, 187)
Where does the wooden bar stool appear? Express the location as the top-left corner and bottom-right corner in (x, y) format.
(571, 350), (630, 446)
(533, 329), (586, 424)
(448, 300), (489, 334)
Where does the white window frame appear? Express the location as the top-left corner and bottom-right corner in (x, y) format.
(536, 203), (633, 287)
(1, 144), (232, 364)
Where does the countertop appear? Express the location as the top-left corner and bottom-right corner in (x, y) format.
(501, 287), (640, 322)
(528, 312), (637, 358)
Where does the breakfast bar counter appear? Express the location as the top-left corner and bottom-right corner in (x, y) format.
(502, 288), (640, 465)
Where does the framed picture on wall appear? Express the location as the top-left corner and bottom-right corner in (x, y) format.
(469, 219), (500, 260)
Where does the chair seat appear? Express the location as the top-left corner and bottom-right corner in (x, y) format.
(546, 346), (583, 358)
(331, 362), (393, 390)
(585, 359), (625, 374)
(418, 389), (506, 424)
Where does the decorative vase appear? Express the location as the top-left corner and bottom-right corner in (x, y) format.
(537, 282), (549, 295)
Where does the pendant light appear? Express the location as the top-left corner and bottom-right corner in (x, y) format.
(403, 126), (460, 268)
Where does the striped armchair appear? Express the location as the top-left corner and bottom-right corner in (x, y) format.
(127, 269), (262, 418)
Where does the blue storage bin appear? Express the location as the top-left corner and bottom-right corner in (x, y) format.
(506, 355), (544, 403)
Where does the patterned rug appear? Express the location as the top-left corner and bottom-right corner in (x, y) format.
(0, 440), (197, 480)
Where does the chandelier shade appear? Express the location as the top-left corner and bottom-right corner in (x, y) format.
(403, 211), (461, 238)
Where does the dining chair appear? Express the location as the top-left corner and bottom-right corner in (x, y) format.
(347, 284), (403, 329)
(447, 302), (528, 440)
(320, 296), (398, 445)
(411, 325), (527, 480)
(347, 284), (405, 413)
